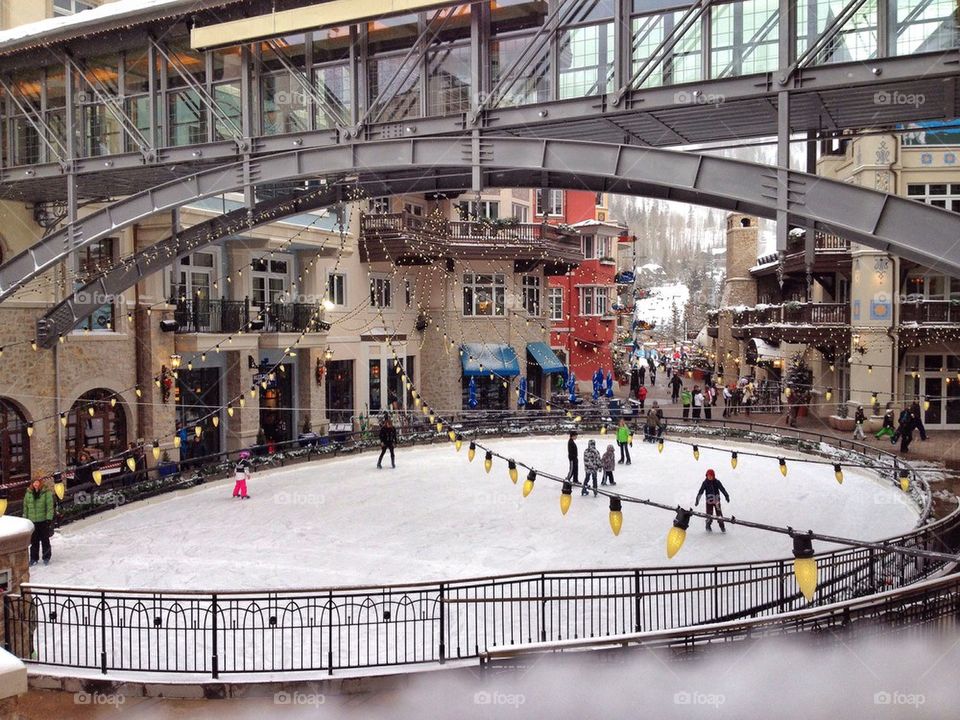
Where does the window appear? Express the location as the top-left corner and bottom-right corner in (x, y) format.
(403, 201), (424, 217)
(463, 273), (506, 316)
(905, 270), (960, 301)
(536, 189), (564, 216)
(405, 279), (413, 307)
(368, 197), (391, 214)
(522, 275), (541, 316)
(251, 256), (290, 307)
(582, 235), (595, 259)
(579, 286), (609, 316)
(549, 287), (564, 321)
(907, 183), (960, 212)
(76, 239), (116, 332)
(54, 0), (93, 16)
(511, 203), (529, 223)
(0, 399), (30, 485)
(328, 273), (346, 306)
(370, 275), (393, 308)
(458, 200), (500, 220)
(369, 359), (382, 413)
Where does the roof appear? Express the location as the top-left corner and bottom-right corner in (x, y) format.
(0, 0), (241, 56)
(569, 219), (628, 234)
(183, 195), (351, 234)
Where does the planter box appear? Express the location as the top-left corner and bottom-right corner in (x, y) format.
(157, 462), (179, 478)
(827, 415), (855, 432)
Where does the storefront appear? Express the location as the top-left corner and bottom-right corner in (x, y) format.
(460, 343), (520, 411)
(177, 367), (222, 459)
(65, 389), (127, 463)
(526, 342), (567, 407)
(902, 352), (960, 428)
(325, 359), (354, 429)
(0, 398), (30, 485)
(256, 359), (295, 445)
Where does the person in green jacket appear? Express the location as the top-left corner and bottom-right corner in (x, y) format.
(23, 477), (54, 566)
(616, 418), (632, 465)
(681, 388), (693, 419)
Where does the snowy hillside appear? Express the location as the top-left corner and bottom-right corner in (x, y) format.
(634, 282), (691, 330)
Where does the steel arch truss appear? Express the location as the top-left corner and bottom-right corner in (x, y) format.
(5, 137), (960, 330)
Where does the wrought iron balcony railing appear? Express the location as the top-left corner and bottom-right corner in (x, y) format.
(171, 298), (327, 334)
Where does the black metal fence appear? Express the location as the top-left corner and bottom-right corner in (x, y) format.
(6, 505), (959, 678)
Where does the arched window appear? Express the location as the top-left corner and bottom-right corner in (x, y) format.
(66, 389), (127, 463)
(0, 398), (30, 484)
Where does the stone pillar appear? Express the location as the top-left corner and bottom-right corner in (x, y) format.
(224, 351), (260, 452)
(848, 247), (895, 413)
(719, 214), (759, 381)
(297, 347), (328, 435)
(134, 307), (178, 461)
(0, 517), (33, 653)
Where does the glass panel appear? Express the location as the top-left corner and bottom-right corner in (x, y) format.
(367, 13), (419, 53)
(369, 55), (421, 122)
(711, 0), (779, 78)
(491, 33), (551, 105)
(166, 43), (205, 89)
(369, 359), (382, 413)
(926, 377), (943, 424)
(314, 63), (351, 129)
(631, 10), (702, 87)
(168, 89), (206, 145)
(893, 0), (960, 55)
(947, 378), (960, 424)
(313, 26), (351, 62)
(213, 82), (242, 139)
(924, 354), (943, 371)
(212, 46), (242, 81)
(558, 22), (615, 98)
(797, 0), (879, 64)
(262, 72), (309, 135)
(427, 43), (472, 115)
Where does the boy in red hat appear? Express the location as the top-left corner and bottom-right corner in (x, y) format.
(695, 468), (731, 533)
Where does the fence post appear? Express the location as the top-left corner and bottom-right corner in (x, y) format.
(633, 570), (642, 633)
(539, 573), (547, 642)
(211, 593), (219, 679)
(438, 583), (446, 664)
(100, 590), (107, 674)
(327, 591), (334, 675)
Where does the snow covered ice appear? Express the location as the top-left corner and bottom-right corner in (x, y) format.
(35, 435), (919, 591)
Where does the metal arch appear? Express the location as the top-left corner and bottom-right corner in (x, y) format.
(5, 136), (960, 302)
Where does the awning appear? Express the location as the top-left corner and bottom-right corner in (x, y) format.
(527, 342), (567, 377)
(460, 343), (521, 377)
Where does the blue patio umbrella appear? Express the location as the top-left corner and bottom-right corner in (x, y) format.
(468, 376), (478, 409)
(518, 376), (527, 408)
(605, 371), (614, 398)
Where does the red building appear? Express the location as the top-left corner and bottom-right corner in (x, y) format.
(542, 190), (623, 389)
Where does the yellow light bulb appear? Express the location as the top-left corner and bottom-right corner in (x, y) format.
(608, 497), (623, 536)
(126, 457), (136, 472)
(54, 479), (65, 501)
(195, 425), (202, 437)
(0, 496), (7, 517)
(522, 470), (536, 497)
(468, 442), (476, 462)
(900, 474), (910, 492)
(59, 413), (67, 427)
(92, 470), (103, 486)
(692, 445), (699, 461)
(794, 558), (818, 602)
(560, 487), (572, 515)
(152, 441), (161, 461)
(174, 435), (181, 449)
(212, 416), (220, 428)
(88, 406), (95, 417)
(239, 397), (246, 408)
(135, 387), (142, 398)
(436, 422), (443, 433)
(730, 452), (738, 469)
(26, 423), (34, 437)
(546, 404), (551, 412)
(825, 388), (832, 402)
(455, 436), (462, 451)
(834, 464), (843, 484)
(484, 451), (493, 474)
(250, 388), (256, 398)
(779, 458), (787, 476)
(508, 461), (518, 484)
(110, 397), (117, 407)
(657, 439), (664, 454)
(667, 509), (691, 558)
(227, 405), (234, 417)
(448, 430), (456, 442)
(600, 425), (607, 435)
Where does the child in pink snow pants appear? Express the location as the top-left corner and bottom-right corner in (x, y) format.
(233, 450), (252, 499)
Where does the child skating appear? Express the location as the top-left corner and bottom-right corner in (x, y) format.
(582, 439), (601, 496)
(695, 468), (730, 533)
(601, 444), (617, 486)
(233, 450), (252, 499)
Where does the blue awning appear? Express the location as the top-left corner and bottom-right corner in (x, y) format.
(460, 343), (521, 377)
(527, 342), (567, 377)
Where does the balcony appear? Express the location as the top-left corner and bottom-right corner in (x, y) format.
(730, 302), (850, 344)
(172, 298), (328, 335)
(359, 212), (583, 270)
(752, 232), (851, 277)
(900, 300), (960, 344)
(707, 310), (719, 338)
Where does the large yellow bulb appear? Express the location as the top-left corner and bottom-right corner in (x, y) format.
(448, 430), (456, 442)
(609, 511), (623, 536)
(54, 481), (65, 501)
(731, 452), (738, 469)
(484, 457), (493, 474)
(692, 446), (699, 461)
(126, 457), (136, 472)
(900, 476), (910, 492)
(657, 439), (663, 454)
(0, 496), (7, 517)
(600, 425), (607, 435)
(195, 425), (202, 437)
(455, 438), (462, 452)
(666, 526), (686, 559)
(92, 470), (103, 486)
(779, 459), (788, 476)
(468, 447), (476, 462)
(522, 478), (535, 497)
(436, 422), (443, 433)
(560, 492), (572, 515)
(834, 464), (843, 484)
(508, 466), (518, 484)
(794, 557), (818, 602)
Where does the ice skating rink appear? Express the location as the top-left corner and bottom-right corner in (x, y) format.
(34, 434), (919, 590)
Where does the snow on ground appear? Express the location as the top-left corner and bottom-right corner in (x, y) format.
(34, 435), (918, 591)
(635, 282), (690, 329)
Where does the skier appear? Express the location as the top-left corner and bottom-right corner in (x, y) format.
(566, 431), (579, 484)
(616, 418), (632, 464)
(582, 439), (601, 496)
(23, 476), (54, 565)
(601, 444), (617, 486)
(681, 387), (692, 419)
(695, 468), (731, 533)
(909, 400), (927, 441)
(875, 409), (895, 439)
(232, 450), (252, 499)
(378, 416), (398, 468)
(853, 406), (866, 440)
(670, 373), (683, 403)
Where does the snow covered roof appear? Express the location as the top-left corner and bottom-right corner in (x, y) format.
(0, 0), (241, 56)
(569, 219), (627, 233)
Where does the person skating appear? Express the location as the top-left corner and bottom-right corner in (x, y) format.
(23, 476), (54, 565)
(601, 444), (617, 486)
(582, 439), (601, 496)
(616, 418), (631, 464)
(377, 416), (398, 468)
(681, 387), (692, 419)
(695, 468), (731, 533)
(670, 373), (683, 403)
(566, 431), (579, 484)
(644, 407), (660, 442)
(853, 406), (866, 440)
(232, 450), (252, 498)
(909, 400), (927, 441)
(875, 409), (895, 439)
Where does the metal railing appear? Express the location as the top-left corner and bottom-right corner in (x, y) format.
(733, 302), (849, 327)
(172, 297), (249, 334)
(360, 211), (580, 246)
(3, 419), (953, 679)
(900, 300), (960, 324)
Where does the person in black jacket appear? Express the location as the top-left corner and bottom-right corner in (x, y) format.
(893, 408), (915, 454)
(695, 468), (731, 533)
(377, 417), (398, 469)
(565, 431), (579, 484)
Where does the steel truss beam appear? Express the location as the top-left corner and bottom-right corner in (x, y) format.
(4, 136), (960, 307)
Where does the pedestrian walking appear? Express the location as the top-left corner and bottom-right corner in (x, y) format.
(875, 409), (895, 439)
(853, 406), (866, 440)
(704, 385), (714, 420)
(637, 384), (648, 409)
(377, 416), (398, 468)
(566, 431), (579, 484)
(582, 439), (601, 496)
(722, 385), (732, 417)
(909, 401), (927, 441)
(616, 418), (631, 464)
(638, 365), (646, 387)
(23, 476), (54, 565)
(695, 468), (730, 533)
(670, 374), (683, 403)
(893, 408), (915, 454)
(232, 450), (252, 498)
(692, 386), (703, 419)
(601, 444), (617, 486)
(681, 387), (692, 419)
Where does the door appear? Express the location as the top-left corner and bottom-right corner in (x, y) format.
(925, 377), (943, 426)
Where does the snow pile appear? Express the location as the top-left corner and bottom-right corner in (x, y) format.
(34, 435), (918, 591)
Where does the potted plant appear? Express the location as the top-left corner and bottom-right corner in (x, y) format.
(157, 450), (179, 478)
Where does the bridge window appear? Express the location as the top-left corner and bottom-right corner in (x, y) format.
(893, 0), (960, 55)
(313, 57), (351, 131)
(261, 37), (310, 136)
(8, 72), (43, 166)
(463, 273), (506, 316)
(427, 42), (472, 115)
(124, 52), (153, 150)
(212, 47), (242, 140)
(368, 14), (422, 123)
(491, 1), (552, 107)
(796, 0), (878, 64)
(0, 399), (30, 487)
(711, 0), (779, 78)
(559, 21), (615, 98)
(631, 9), (702, 87)
(166, 42), (207, 146)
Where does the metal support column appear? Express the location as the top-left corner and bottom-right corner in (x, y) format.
(776, 0), (795, 257)
(805, 129), (817, 300)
